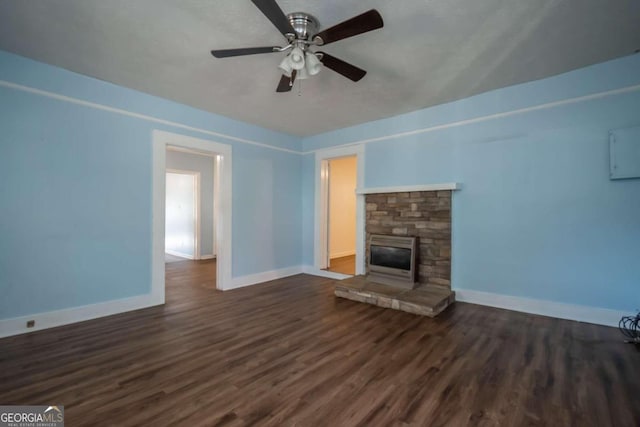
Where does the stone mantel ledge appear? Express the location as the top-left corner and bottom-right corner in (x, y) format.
(356, 183), (461, 195)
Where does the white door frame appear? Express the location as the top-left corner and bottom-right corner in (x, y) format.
(165, 169), (201, 260)
(314, 144), (365, 275)
(212, 155), (221, 258)
(320, 160), (330, 268)
(152, 130), (232, 302)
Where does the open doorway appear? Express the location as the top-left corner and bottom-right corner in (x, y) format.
(314, 144), (364, 278)
(164, 149), (217, 291)
(165, 147), (218, 263)
(152, 130), (232, 304)
(165, 169), (200, 262)
(323, 156), (357, 275)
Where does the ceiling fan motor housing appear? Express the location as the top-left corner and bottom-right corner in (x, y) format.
(287, 12), (319, 40)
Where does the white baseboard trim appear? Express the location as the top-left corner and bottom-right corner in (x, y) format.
(454, 289), (627, 328)
(302, 266), (352, 281)
(227, 266), (303, 291)
(0, 293), (163, 339)
(199, 254), (216, 260)
(165, 249), (193, 259)
(330, 250), (356, 259)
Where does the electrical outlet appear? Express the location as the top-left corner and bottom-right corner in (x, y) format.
(26, 320), (35, 328)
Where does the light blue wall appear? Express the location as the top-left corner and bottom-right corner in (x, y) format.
(1, 54), (300, 153)
(232, 143), (302, 276)
(303, 54), (640, 153)
(0, 50), (303, 320)
(1, 86), (152, 318)
(302, 54), (640, 312)
(2, 47), (639, 320)
(166, 150), (215, 256)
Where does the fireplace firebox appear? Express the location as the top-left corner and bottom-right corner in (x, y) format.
(368, 234), (418, 289)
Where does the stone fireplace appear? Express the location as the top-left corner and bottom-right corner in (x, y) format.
(333, 184), (457, 317)
(365, 190), (452, 289)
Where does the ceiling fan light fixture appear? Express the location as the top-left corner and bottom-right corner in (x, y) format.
(289, 46), (305, 70)
(278, 55), (294, 76)
(305, 52), (322, 76)
(210, 2), (384, 93)
(296, 65), (310, 80)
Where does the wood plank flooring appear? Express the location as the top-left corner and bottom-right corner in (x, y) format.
(326, 255), (356, 275)
(165, 253), (191, 263)
(1, 260), (639, 426)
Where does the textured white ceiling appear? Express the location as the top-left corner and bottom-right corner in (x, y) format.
(0, 0), (639, 136)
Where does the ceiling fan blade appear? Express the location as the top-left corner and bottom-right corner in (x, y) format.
(276, 70), (296, 93)
(318, 53), (366, 82)
(211, 47), (277, 58)
(276, 75), (291, 92)
(251, 0), (295, 37)
(313, 9), (383, 45)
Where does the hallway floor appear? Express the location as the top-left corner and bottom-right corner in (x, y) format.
(325, 254), (355, 275)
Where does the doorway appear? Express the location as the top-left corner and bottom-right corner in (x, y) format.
(314, 144), (365, 278)
(165, 146), (219, 262)
(324, 156), (357, 275)
(152, 130), (232, 303)
(165, 169), (200, 261)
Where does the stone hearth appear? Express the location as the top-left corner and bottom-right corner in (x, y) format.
(335, 276), (455, 317)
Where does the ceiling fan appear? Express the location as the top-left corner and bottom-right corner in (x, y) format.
(211, 0), (384, 93)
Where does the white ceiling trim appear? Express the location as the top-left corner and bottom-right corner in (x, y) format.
(4, 78), (639, 158)
(301, 83), (640, 155)
(0, 80), (301, 155)
(166, 145), (218, 158)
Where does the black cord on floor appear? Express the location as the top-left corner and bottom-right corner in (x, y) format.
(619, 312), (640, 347)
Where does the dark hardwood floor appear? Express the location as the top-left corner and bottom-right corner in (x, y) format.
(1, 260), (639, 426)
